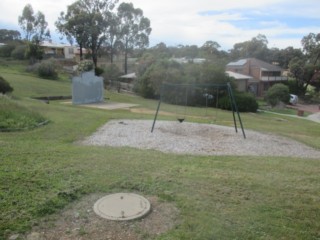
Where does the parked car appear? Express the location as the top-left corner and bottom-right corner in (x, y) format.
(290, 94), (298, 105)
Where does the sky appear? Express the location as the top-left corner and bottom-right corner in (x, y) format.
(0, 0), (319, 50)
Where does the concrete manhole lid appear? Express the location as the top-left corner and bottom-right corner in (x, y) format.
(93, 193), (151, 221)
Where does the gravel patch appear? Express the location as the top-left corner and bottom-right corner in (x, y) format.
(80, 120), (320, 159)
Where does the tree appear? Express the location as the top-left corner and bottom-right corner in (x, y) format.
(56, 0), (118, 67)
(18, 4), (50, 42)
(103, 12), (122, 63)
(149, 42), (171, 59)
(229, 34), (269, 61)
(268, 46), (303, 69)
(288, 57), (317, 95)
(287, 33), (320, 96)
(18, 4), (50, 63)
(117, 2), (151, 73)
(0, 44), (16, 57)
(301, 32), (320, 65)
(25, 41), (44, 63)
(184, 45), (199, 61)
(0, 29), (21, 42)
(201, 40), (220, 56)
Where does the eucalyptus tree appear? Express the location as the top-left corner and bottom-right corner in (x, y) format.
(116, 2), (151, 73)
(229, 34), (269, 61)
(201, 40), (221, 56)
(56, 0), (118, 67)
(0, 29), (21, 42)
(18, 4), (50, 42)
(103, 11), (122, 63)
(18, 4), (50, 63)
(301, 32), (320, 65)
(287, 32), (320, 95)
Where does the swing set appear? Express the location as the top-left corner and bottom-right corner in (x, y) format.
(151, 82), (246, 139)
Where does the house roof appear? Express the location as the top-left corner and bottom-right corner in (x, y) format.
(40, 41), (72, 49)
(226, 71), (252, 80)
(227, 58), (283, 72)
(119, 73), (136, 79)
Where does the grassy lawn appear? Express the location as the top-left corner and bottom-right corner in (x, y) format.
(1, 61), (320, 239)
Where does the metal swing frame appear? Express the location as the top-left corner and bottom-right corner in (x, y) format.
(151, 82), (246, 139)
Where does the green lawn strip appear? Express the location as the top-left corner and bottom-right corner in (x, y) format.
(0, 96), (48, 131)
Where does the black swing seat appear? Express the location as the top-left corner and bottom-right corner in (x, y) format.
(177, 118), (185, 123)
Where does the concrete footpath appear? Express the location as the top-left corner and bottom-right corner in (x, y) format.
(261, 109), (320, 123)
(307, 112), (320, 123)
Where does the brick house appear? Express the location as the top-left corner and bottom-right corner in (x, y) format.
(226, 58), (288, 96)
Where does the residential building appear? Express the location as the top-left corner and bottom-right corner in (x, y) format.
(226, 58), (288, 96)
(226, 71), (254, 92)
(40, 41), (89, 61)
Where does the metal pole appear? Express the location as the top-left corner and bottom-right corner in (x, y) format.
(227, 84), (238, 133)
(227, 83), (246, 139)
(151, 85), (163, 133)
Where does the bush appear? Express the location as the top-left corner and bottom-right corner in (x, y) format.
(0, 75), (13, 94)
(218, 92), (258, 112)
(0, 44), (15, 57)
(37, 59), (60, 79)
(77, 60), (94, 72)
(95, 67), (104, 76)
(102, 64), (122, 89)
(265, 83), (290, 107)
(11, 45), (26, 60)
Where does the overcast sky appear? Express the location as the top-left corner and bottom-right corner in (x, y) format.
(0, 0), (319, 50)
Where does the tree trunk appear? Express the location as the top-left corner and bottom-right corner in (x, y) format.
(92, 52), (98, 68)
(110, 46), (114, 63)
(124, 40), (128, 74)
(79, 43), (83, 61)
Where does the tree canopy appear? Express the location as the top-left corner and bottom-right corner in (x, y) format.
(229, 34), (269, 61)
(0, 29), (21, 43)
(56, 0), (119, 67)
(116, 2), (151, 73)
(18, 4), (50, 42)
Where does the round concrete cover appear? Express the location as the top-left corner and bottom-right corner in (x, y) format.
(93, 193), (151, 221)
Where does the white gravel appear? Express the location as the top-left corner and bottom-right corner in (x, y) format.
(80, 120), (320, 159)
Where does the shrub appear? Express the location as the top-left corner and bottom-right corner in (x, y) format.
(218, 92), (258, 112)
(95, 67), (104, 76)
(0, 44), (15, 57)
(102, 64), (122, 88)
(0, 75), (13, 94)
(37, 59), (60, 79)
(265, 83), (290, 107)
(11, 45), (26, 60)
(77, 60), (94, 72)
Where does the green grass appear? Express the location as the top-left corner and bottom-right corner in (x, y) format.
(0, 96), (47, 131)
(1, 61), (320, 239)
(0, 61), (71, 98)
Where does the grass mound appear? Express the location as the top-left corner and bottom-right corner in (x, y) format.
(0, 95), (48, 131)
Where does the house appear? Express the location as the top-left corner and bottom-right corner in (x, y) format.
(40, 41), (89, 61)
(226, 58), (288, 96)
(226, 71), (255, 92)
(171, 57), (206, 64)
(118, 73), (137, 92)
(40, 41), (75, 59)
